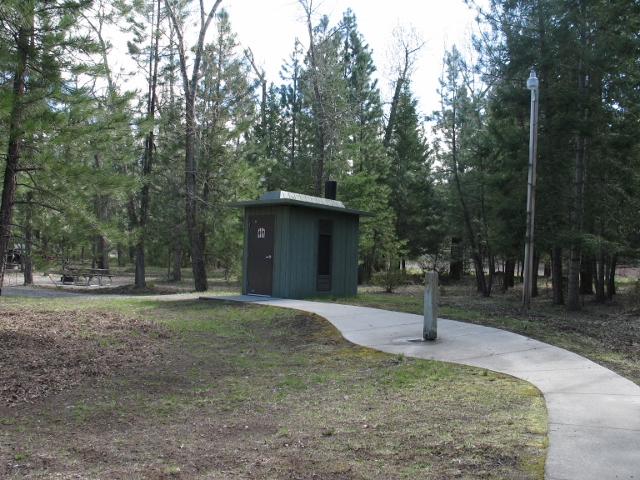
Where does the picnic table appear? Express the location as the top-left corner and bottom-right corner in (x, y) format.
(58, 268), (113, 286)
(85, 268), (113, 286)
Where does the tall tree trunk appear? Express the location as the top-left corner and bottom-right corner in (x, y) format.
(486, 254), (495, 296)
(22, 192), (34, 285)
(567, 131), (586, 307)
(101, 197), (109, 269)
(93, 198), (109, 269)
(134, 0), (161, 288)
(134, 132), (152, 289)
(135, 241), (146, 286)
(567, 33), (588, 310)
(0, 20), (30, 296)
(551, 246), (564, 305)
(173, 232), (182, 282)
(185, 95), (208, 291)
(595, 254), (605, 302)
(165, 0), (222, 292)
(167, 249), (171, 280)
(184, 91), (208, 290)
(606, 253), (617, 299)
(117, 243), (125, 267)
(93, 154), (109, 270)
(449, 237), (463, 281)
(505, 258), (516, 289)
(472, 251), (487, 296)
(596, 226), (606, 303)
(384, 76), (405, 148)
(580, 254), (594, 294)
(532, 250), (540, 298)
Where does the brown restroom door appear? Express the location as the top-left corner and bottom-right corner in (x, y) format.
(247, 215), (275, 295)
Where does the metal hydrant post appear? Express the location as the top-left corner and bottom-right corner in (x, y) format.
(423, 271), (438, 340)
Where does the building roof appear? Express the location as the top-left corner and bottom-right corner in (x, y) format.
(226, 190), (375, 217)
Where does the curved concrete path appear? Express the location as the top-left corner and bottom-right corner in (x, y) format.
(210, 295), (640, 480)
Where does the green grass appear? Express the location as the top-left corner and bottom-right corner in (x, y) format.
(0, 295), (547, 479)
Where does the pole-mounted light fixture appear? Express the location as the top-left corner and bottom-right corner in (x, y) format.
(523, 70), (539, 309)
(527, 69), (539, 91)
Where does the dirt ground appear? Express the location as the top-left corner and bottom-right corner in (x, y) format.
(3, 271), (640, 402)
(0, 270), (636, 479)
(0, 271), (206, 407)
(0, 291), (546, 479)
(0, 307), (172, 405)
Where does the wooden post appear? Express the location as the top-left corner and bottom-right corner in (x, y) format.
(424, 271), (438, 340)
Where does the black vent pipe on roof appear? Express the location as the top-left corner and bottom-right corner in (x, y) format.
(325, 180), (337, 200)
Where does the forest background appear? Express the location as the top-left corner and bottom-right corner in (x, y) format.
(1, 0), (639, 311)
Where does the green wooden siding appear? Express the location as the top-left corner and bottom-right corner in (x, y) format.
(241, 205), (359, 298)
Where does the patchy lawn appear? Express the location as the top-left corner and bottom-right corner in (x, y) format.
(0, 297), (546, 479)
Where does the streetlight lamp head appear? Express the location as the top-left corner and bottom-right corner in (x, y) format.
(527, 70), (539, 90)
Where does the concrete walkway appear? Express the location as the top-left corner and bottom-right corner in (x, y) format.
(209, 295), (640, 480)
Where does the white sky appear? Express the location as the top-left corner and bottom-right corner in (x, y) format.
(224, 0), (482, 117)
(111, 0), (483, 118)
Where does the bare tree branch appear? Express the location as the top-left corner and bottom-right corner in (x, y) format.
(383, 23), (425, 147)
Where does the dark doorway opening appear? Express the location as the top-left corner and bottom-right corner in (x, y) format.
(316, 219), (333, 291)
(247, 215), (275, 295)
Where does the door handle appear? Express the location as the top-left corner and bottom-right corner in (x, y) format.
(266, 255), (272, 259)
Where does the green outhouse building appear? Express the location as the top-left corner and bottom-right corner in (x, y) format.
(227, 189), (373, 299)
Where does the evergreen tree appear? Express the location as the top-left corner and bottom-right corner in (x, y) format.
(126, 0), (165, 287)
(0, 0), (107, 293)
(387, 82), (441, 262)
(195, 9), (259, 277)
(474, 0), (640, 307)
(433, 46), (494, 296)
(163, 0), (223, 291)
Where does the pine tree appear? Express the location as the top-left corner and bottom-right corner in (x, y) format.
(164, 0), (223, 291)
(474, 0), (640, 308)
(387, 82), (441, 261)
(0, 0), (103, 293)
(433, 46), (494, 296)
(126, 0), (165, 287)
(195, 9), (259, 277)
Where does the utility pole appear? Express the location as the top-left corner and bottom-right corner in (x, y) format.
(523, 70), (539, 309)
